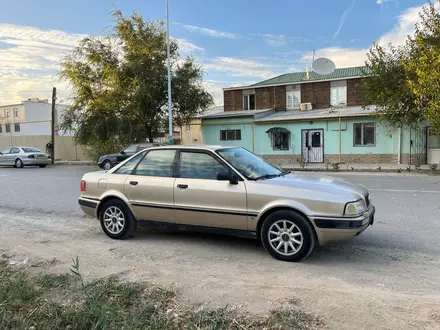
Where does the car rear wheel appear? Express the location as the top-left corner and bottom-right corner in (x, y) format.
(100, 199), (136, 239)
(15, 159), (24, 168)
(102, 160), (113, 171)
(261, 210), (315, 262)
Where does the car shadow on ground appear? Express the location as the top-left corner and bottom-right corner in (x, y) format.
(121, 226), (405, 266)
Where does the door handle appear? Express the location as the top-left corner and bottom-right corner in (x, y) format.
(177, 184), (188, 189)
(129, 181), (138, 186)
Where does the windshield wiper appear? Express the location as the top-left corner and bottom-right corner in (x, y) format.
(278, 170), (291, 177)
(253, 174), (278, 181)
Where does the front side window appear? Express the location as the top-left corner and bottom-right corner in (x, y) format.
(10, 147), (20, 154)
(133, 149), (176, 177)
(330, 80), (347, 107)
(354, 123), (376, 146)
(123, 144), (138, 154)
(114, 152), (146, 174)
(179, 152), (228, 180)
(243, 94), (255, 110)
(217, 147), (281, 180)
(14, 124), (20, 132)
(220, 129), (241, 141)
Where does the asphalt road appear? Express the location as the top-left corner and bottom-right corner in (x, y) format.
(1, 166), (440, 329)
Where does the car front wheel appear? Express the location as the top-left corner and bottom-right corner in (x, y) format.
(102, 160), (113, 171)
(261, 210), (315, 262)
(100, 199), (136, 239)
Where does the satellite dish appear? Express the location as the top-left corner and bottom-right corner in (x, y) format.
(312, 57), (336, 75)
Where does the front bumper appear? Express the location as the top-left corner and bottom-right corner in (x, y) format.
(311, 205), (375, 246)
(78, 197), (100, 218)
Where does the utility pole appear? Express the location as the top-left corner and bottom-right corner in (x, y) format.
(166, 0), (173, 145)
(51, 87), (56, 164)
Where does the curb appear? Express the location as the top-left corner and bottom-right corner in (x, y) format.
(53, 161), (95, 166)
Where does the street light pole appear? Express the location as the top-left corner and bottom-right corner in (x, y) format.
(166, 0), (173, 145)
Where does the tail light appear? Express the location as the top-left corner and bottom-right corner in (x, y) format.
(28, 155), (35, 158)
(80, 180), (86, 192)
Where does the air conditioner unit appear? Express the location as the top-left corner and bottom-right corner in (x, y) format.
(300, 103), (313, 111)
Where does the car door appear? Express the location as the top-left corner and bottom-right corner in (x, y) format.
(174, 150), (248, 230)
(0, 147), (11, 165)
(122, 149), (176, 223)
(8, 147), (20, 165)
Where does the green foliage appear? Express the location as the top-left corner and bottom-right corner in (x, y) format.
(60, 10), (213, 146)
(0, 258), (323, 330)
(362, 1), (440, 133)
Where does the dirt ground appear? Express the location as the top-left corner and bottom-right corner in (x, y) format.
(1, 209), (439, 330)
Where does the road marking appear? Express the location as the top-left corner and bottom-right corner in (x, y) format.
(369, 188), (440, 194)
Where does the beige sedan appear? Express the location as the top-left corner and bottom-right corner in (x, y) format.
(79, 145), (375, 262)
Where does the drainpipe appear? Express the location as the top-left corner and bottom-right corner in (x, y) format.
(397, 126), (402, 164)
(252, 121), (255, 152)
(338, 117), (342, 163)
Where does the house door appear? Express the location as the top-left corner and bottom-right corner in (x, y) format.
(302, 129), (324, 163)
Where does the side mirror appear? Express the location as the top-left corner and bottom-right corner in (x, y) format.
(120, 150), (126, 155)
(217, 171), (238, 185)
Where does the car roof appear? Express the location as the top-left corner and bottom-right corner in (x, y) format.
(142, 145), (239, 152)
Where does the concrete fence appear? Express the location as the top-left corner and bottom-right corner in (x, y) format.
(0, 135), (89, 161)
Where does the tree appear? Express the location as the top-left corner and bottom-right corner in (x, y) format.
(362, 1), (440, 133)
(60, 10), (213, 151)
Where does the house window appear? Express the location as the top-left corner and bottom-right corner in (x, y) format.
(4, 109), (10, 118)
(14, 123), (20, 132)
(286, 85), (301, 109)
(0, 125), (2, 133)
(13, 108), (19, 118)
(5, 124), (10, 133)
(220, 129), (241, 141)
(428, 128), (440, 149)
(243, 89), (256, 110)
(330, 80), (347, 107)
(266, 127), (290, 151)
(354, 123), (376, 146)
(185, 124), (191, 132)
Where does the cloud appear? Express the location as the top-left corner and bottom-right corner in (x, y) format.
(376, 0), (397, 5)
(333, 0), (357, 39)
(181, 24), (243, 39)
(203, 57), (282, 79)
(260, 34), (287, 46)
(305, 2), (428, 69)
(175, 38), (204, 57)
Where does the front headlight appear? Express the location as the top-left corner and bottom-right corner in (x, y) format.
(344, 200), (366, 216)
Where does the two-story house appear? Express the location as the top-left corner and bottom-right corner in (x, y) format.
(200, 66), (439, 165)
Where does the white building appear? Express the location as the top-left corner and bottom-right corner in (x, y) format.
(0, 98), (69, 137)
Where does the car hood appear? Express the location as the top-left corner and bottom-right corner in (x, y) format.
(257, 172), (369, 201)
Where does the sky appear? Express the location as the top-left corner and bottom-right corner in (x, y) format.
(0, 0), (430, 106)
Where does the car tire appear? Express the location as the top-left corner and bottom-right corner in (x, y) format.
(260, 210), (316, 262)
(15, 159), (24, 168)
(99, 199), (137, 239)
(102, 160), (113, 171)
(39, 165), (47, 168)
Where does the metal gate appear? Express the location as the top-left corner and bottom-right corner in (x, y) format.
(302, 129), (324, 163)
(409, 126), (427, 165)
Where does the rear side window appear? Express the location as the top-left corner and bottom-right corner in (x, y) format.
(22, 147), (41, 153)
(133, 150), (176, 177)
(114, 152), (146, 174)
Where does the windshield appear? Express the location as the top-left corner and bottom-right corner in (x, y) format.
(22, 147), (41, 153)
(217, 148), (282, 180)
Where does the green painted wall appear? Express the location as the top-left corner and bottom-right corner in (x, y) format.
(202, 117), (253, 150)
(201, 115), (414, 157)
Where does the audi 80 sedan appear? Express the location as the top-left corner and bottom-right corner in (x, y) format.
(78, 145), (375, 262)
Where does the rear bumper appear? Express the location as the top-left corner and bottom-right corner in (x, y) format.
(311, 205), (375, 246)
(22, 158), (51, 166)
(78, 197), (100, 218)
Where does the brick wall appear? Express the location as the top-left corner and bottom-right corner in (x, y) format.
(224, 90), (243, 112)
(347, 78), (364, 106)
(300, 82), (331, 109)
(255, 87), (274, 110)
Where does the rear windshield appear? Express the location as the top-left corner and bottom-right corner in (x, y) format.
(22, 147), (41, 153)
